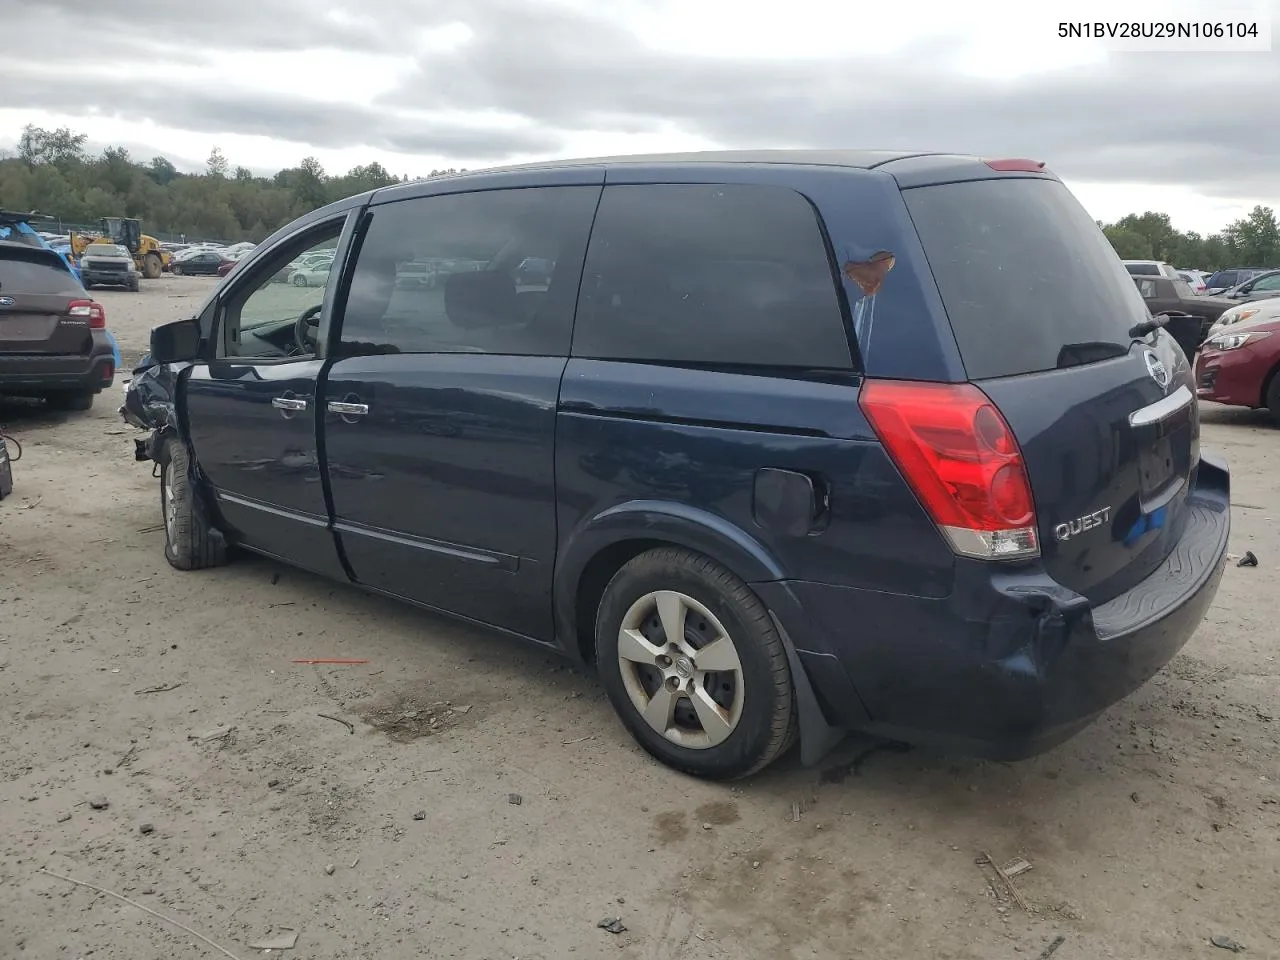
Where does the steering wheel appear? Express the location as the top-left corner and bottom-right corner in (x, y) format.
(293, 304), (323, 353)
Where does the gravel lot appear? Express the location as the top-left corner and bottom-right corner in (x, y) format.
(1, 275), (1277, 959)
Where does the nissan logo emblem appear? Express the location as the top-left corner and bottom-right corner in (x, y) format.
(1144, 351), (1170, 389)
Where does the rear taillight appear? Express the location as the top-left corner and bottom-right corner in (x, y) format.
(859, 380), (1039, 560)
(68, 298), (106, 329)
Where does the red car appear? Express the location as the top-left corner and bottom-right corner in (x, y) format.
(216, 260), (236, 277)
(1195, 317), (1280, 420)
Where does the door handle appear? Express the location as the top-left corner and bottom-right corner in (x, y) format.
(271, 396), (308, 411)
(326, 401), (369, 416)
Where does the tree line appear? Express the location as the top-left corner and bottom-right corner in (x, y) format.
(3, 124), (1278, 267)
(1101, 207), (1280, 271)
(0, 124), (464, 243)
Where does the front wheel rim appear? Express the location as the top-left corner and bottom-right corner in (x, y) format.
(617, 590), (745, 749)
(163, 461), (177, 541)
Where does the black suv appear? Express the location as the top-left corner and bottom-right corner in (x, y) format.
(124, 151), (1230, 779)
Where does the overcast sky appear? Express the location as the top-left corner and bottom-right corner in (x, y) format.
(1, 0), (1277, 234)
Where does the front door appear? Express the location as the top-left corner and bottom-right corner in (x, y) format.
(322, 183), (600, 640)
(183, 212), (355, 577)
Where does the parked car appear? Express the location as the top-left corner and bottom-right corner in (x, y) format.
(1195, 317), (1280, 420)
(1176, 271), (1207, 294)
(79, 243), (141, 292)
(1203, 268), (1265, 295)
(1131, 274), (1236, 357)
(1220, 268), (1280, 304)
(1205, 298), (1280, 342)
(1123, 260), (1181, 279)
(123, 151), (1229, 780)
(0, 241), (115, 410)
(171, 251), (232, 276)
(289, 262), (332, 287)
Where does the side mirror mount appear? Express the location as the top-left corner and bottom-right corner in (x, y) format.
(150, 316), (203, 364)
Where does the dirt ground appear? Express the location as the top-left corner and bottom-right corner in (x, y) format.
(1, 275), (1277, 960)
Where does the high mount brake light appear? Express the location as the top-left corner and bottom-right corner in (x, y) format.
(859, 380), (1039, 560)
(68, 299), (106, 329)
(984, 158), (1046, 173)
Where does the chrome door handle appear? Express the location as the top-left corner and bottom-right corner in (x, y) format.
(326, 401), (369, 416)
(271, 396), (308, 411)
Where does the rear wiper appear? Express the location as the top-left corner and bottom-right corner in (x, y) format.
(1130, 313), (1170, 339)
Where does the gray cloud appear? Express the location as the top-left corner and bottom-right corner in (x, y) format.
(3, 0), (1279, 201)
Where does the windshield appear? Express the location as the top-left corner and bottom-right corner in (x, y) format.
(85, 244), (126, 257)
(903, 178), (1150, 379)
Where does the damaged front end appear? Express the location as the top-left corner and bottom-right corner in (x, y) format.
(120, 354), (190, 462)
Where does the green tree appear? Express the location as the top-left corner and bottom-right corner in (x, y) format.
(206, 147), (229, 178)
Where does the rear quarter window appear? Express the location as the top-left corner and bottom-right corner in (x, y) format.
(0, 248), (82, 295)
(903, 178), (1150, 380)
(572, 183), (852, 370)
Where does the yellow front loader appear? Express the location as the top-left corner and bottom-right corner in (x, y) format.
(70, 217), (170, 279)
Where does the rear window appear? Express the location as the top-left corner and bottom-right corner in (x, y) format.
(903, 178), (1150, 380)
(1205, 271), (1237, 288)
(0, 247), (82, 295)
(1125, 262), (1161, 276)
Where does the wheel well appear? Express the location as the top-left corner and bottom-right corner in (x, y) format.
(573, 538), (666, 664)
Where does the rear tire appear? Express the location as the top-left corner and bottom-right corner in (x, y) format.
(172, 264), (183, 276)
(83, 281), (94, 291)
(160, 436), (227, 570)
(143, 252), (163, 279)
(46, 390), (94, 412)
(595, 547), (796, 780)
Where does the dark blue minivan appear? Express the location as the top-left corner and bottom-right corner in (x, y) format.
(124, 151), (1230, 779)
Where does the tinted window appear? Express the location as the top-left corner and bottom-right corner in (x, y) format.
(339, 186), (598, 357)
(1252, 272), (1280, 291)
(1205, 271), (1236, 288)
(0, 248), (81, 294)
(1125, 262), (1161, 276)
(571, 184), (850, 369)
(904, 179), (1150, 380)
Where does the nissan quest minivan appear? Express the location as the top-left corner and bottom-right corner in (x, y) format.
(123, 151), (1230, 780)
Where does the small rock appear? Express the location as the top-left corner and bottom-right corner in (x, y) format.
(508, 793), (523, 806)
(597, 917), (627, 935)
(617, 897), (625, 904)
(88, 796), (109, 810)
(752, 861), (760, 869)
(1210, 934), (1244, 952)
(456, 705), (473, 714)
(139, 823), (155, 835)
(324, 864), (335, 875)
(57, 813), (72, 823)
(702, 823), (712, 831)
(412, 810), (426, 821)
(141, 887), (155, 895)
(267, 779), (281, 788)
(103, 768), (114, 775)
(1130, 792), (1140, 803)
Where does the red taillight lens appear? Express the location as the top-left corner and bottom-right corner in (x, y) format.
(68, 298), (106, 329)
(859, 380), (1039, 560)
(984, 158), (1046, 172)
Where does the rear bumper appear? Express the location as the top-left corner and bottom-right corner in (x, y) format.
(0, 343), (116, 394)
(757, 452), (1230, 759)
